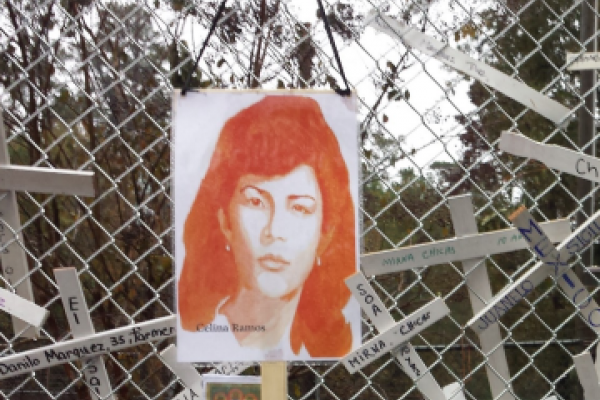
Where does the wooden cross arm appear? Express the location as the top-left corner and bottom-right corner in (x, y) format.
(0, 315), (175, 379)
(499, 132), (600, 184)
(361, 218), (570, 276)
(573, 352), (600, 400)
(0, 287), (48, 328)
(0, 165), (94, 197)
(341, 297), (449, 374)
(365, 10), (571, 126)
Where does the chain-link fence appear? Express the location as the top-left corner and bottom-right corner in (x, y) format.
(0, 0), (599, 399)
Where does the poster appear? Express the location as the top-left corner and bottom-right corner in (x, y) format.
(203, 374), (261, 400)
(173, 91), (361, 362)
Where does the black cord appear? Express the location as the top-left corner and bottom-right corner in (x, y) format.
(316, 0), (351, 96)
(181, 0), (229, 96)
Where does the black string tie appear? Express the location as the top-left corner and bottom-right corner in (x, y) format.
(181, 0), (229, 96)
(316, 0), (351, 96)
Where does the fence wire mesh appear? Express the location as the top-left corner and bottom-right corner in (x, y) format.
(0, 0), (599, 399)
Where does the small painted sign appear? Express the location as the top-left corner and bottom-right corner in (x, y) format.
(468, 207), (600, 335)
(54, 267), (114, 400)
(365, 10), (571, 126)
(362, 218), (570, 276)
(0, 315), (175, 379)
(341, 296), (449, 374)
(566, 52), (600, 71)
(204, 374), (261, 400)
(500, 131), (600, 184)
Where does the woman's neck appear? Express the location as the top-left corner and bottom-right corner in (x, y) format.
(221, 288), (301, 349)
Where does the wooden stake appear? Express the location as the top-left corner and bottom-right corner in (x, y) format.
(261, 362), (287, 400)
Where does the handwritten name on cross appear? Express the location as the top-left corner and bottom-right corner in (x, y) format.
(361, 218), (570, 277)
(54, 267), (114, 400)
(0, 315), (175, 379)
(448, 195), (515, 400)
(160, 345), (250, 400)
(344, 273), (454, 400)
(467, 206), (600, 335)
(0, 112), (94, 337)
(500, 131), (600, 184)
(573, 351), (600, 400)
(566, 52), (600, 71)
(364, 10), (571, 127)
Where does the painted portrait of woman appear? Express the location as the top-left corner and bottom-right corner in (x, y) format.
(174, 92), (360, 362)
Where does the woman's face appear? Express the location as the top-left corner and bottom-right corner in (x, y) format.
(218, 165), (323, 298)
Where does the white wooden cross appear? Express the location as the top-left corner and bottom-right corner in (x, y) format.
(500, 131), (600, 184)
(573, 350), (600, 400)
(160, 344), (251, 400)
(363, 10), (571, 127)
(54, 267), (114, 400)
(447, 195), (515, 400)
(0, 111), (94, 337)
(344, 272), (456, 400)
(467, 206), (600, 336)
(0, 315), (175, 379)
(360, 196), (571, 400)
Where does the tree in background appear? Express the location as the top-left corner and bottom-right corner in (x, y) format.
(443, 0), (581, 222)
(440, 1), (587, 399)
(1, 1), (173, 397)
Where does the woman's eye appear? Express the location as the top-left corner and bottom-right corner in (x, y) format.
(249, 197), (264, 207)
(292, 204), (312, 215)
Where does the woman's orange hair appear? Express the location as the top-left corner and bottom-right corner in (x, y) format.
(178, 95), (356, 357)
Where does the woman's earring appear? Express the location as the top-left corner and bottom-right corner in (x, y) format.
(316, 256), (321, 266)
(226, 244), (231, 252)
